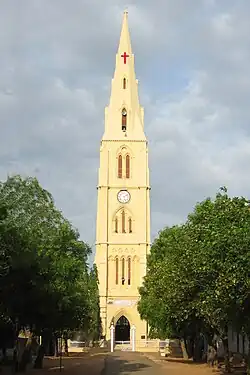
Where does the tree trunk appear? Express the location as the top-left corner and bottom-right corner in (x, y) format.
(12, 320), (20, 372)
(222, 337), (231, 373)
(64, 338), (68, 356)
(33, 332), (50, 369)
(1, 347), (7, 363)
(50, 334), (59, 357)
(33, 345), (45, 369)
(207, 344), (217, 367)
(181, 338), (189, 360)
(54, 337), (59, 357)
(187, 337), (195, 359)
(19, 337), (32, 372)
(193, 334), (204, 362)
(247, 335), (250, 375)
(13, 347), (19, 373)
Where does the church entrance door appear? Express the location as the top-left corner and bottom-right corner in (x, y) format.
(115, 316), (130, 343)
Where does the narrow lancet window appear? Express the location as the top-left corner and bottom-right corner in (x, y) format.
(126, 154), (130, 178)
(115, 257), (119, 285)
(118, 155), (122, 178)
(122, 108), (127, 132)
(128, 257), (131, 285)
(122, 258), (125, 285)
(128, 217), (132, 233)
(115, 217), (118, 233)
(122, 210), (126, 233)
(123, 78), (126, 89)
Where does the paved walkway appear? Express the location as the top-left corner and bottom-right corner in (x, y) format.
(102, 352), (166, 375)
(102, 352), (217, 375)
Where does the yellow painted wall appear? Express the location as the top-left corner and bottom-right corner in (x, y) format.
(95, 11), (151, 343)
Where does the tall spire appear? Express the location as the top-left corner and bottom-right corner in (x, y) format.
(103, 11), (145, 141)
(118, 10), (132, 56)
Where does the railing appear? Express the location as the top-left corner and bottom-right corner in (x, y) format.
(144, 339), (160, 348)
(69, 341), (86, 348)
(113, 339), (159, 351)
(115, 341), (132, 351)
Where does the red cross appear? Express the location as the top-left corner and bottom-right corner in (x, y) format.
(121, 52), (129, 64)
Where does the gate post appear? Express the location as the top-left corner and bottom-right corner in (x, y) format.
(110, 323), (115, 353)
(131, 325), (136, 352)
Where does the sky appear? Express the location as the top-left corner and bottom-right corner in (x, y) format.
(1, 0), (250, 262)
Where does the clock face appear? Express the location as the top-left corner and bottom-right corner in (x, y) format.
(117, 190), (130, 204)
(122, 109), (127, 116)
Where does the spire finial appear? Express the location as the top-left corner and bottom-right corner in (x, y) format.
(118, 8), (132, 55)
(103, 10), (145, 140)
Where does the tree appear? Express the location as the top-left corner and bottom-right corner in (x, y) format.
(0, 175), (94, 370)
(139, 188), (250, 372)
(86, 264), (102, 343)
(138, 225), (209, 359)
(186, 191), (250, 371)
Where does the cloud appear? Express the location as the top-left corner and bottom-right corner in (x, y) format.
(1, 0), (250, 262)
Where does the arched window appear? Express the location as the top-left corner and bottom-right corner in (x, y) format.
(122, 210), (126, 233)
(121, 258), (125, 285)
(128, 217), (132, 233)
(122, 108), (127, 132)
(126, 154), (130, 178)
(123, 78), (126, 89)
(115, 257), (119, 285)
(115, 217), (118, 233)
(118, 155), (122, 178)
(128, 257), (131, 285)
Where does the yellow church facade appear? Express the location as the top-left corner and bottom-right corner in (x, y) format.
(95, 11), (151, 347)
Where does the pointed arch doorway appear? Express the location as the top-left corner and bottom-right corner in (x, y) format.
(115, 315), (130, 342)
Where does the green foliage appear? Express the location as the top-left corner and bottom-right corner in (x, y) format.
(139, 225), (202, 339)
(186, 192), (250, 336)
(0, 175), (100, 344)
(139, 188), (250, 365)
(86, 264), (102, 341)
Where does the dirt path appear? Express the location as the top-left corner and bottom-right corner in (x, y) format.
(1, 353), (106, 375)
(39, 354), (105, 375)
(143, 353), (221, 375)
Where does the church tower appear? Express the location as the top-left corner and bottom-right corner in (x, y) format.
(95, 11), (151, 345)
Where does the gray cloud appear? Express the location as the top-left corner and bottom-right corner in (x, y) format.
(1, 0), (250, 261)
